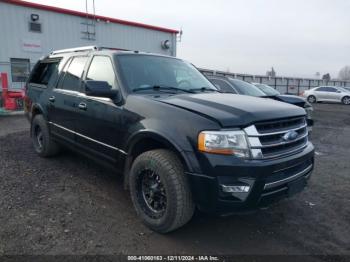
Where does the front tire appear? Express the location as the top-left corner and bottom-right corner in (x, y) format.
(31, 114), (60, 157)
(129, 149), (195, 233)
(342, 96), (350, 105)
(307, 95), (316, 103)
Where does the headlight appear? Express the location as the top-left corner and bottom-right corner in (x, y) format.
(304, 102), (313, 119)
(198, 130), (250, 158)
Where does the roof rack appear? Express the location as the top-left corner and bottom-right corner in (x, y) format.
(50, 46), (98, 55)
(50, 46), (135, 55)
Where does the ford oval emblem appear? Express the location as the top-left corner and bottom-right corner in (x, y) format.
(282, 130), (298, 141)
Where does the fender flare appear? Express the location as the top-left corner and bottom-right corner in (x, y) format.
(123, 130), (195, 189)
(30, 103), (46, 120)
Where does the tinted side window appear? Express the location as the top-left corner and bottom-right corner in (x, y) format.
(86, 56), (116, 89)
(326, 87), (336, 92)
(59, 56), (87, 91)
(30, 61), (59, 86)
(210, 79), (235, 93)
(316, 87), (327, 92)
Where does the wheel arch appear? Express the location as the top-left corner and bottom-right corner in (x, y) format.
(307, 94), (317, 102)
(342, 95), (350, 104)
(29, 104), (47, 135)
(123, 130), (194, 190)
(31, 103), (46, 120)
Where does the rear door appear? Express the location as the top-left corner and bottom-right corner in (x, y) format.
(26, 58), (61, 117)
(314, 87), (328, 101)
(48, 56), (88, 142)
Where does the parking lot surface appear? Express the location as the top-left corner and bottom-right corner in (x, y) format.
(0, 104), (349, 256)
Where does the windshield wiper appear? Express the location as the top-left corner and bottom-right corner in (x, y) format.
(133, 85), (195, 94)
(189, 87), (220, 93)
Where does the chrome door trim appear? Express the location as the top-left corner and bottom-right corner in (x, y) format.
(49, 122), (127, 155)
(53, 88), (117, 106)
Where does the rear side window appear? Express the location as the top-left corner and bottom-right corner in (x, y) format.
(30, 61), (59, 86)
(86, 56), (116, 89)
(58, 56), (88, 91)
(316, 87), (327, 91)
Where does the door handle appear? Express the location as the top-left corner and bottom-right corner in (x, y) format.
(78, 102), (87, 110)
(49, 96), (55, 102)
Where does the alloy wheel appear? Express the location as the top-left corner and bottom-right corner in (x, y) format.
(343, 97), (350, 105)
(137, 169), (167, 219)
(308, 96), (316, 103)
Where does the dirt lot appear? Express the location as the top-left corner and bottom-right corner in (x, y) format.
(0, 104), (349, 257)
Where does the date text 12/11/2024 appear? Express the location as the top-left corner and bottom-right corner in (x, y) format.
(127, 256), (219, 261)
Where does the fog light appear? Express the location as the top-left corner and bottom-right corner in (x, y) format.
(221, 185), (250, 193)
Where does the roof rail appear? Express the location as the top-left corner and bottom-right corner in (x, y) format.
(50, 46), (136, 55)
(98, 46), (131, 51)
(51, 46), (98, 55)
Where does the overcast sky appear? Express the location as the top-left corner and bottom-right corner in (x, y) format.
(30, 0), (350, 78)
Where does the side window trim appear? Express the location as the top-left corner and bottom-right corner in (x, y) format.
(55, 57), (73, 90)
(28, 58), (61, 89)
(84, 55), (118, 90)
(56, 55), (88, 92)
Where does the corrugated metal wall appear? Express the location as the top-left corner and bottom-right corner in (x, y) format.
(0, 2), (177, 90)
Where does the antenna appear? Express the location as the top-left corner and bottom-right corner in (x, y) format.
(177, 28), (183, 42)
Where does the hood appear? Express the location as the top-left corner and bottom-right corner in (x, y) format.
(269, 94), (306, 108)
(155, 93), (306, 127)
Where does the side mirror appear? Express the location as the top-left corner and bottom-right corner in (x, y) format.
(336, 90), (341, 93)
(84, 80), (119, 99)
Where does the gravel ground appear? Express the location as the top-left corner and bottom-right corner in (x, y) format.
(0, 104), (349, 257)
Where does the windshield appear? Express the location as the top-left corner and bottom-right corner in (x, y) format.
(254, 84), (280, 96)
(338, 87), (350, 93)
(228, 78), (266, 97)
(116, 54), (217, 93)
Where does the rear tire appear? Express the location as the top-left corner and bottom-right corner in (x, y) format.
(31, 114), (60, 157)
(342, 96), (350, 105)
(307, 95), (316, 103)
(129, 149), (195, 233)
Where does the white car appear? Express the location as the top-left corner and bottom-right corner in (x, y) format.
(303, 86), (350, 105)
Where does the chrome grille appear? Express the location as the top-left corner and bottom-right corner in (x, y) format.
(244, 117), (308, 159)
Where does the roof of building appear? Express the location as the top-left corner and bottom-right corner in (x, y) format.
(0, 0), (179, 34)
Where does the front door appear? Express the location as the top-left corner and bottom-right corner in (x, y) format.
(74, 55), (125, 165)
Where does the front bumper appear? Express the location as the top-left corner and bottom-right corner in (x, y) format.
(186, 142), (315, 215)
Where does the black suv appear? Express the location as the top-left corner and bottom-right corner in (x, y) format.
(25, 46), (315, 233)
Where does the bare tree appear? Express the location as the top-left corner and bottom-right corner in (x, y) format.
(338, 66), (350, 81)
(322, 73), (331, 81)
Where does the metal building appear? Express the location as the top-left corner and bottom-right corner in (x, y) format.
(0, 0), (179, 90)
